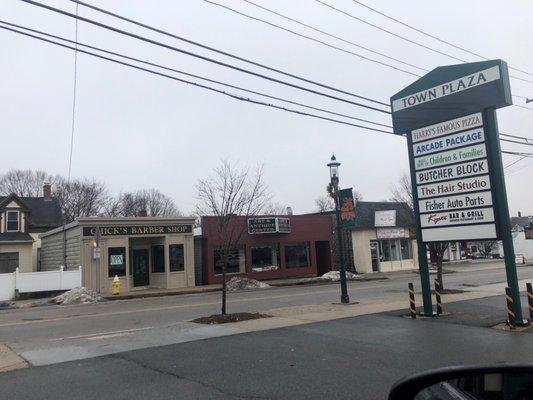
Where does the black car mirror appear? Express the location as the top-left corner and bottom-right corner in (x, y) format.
(388, 364), (533, 400)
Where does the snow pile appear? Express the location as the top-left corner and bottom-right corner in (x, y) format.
(320, 271), (360, 282)
(226, 277), (271, 292)
(50, 287), (103, 305)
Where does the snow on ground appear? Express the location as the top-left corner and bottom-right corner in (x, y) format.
(50, 287), (103, 305)
(320, 271), (361, 282)
(226, 277), (271, 292)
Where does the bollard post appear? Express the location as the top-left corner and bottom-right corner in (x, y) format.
(527, 283), (533, 322)
(434, 279), (443, 315)
(505, 287), (516, 330)
(408, 283), (417, 319)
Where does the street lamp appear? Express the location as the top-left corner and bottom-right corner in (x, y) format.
(327, 154), (350, 304)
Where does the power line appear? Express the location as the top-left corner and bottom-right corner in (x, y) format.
(501, 150), (533, 158)
(0, 19), (391, 129)
(500, 133), (533, 142)
(63, 0), (390, 109)
(350, 0), (533, 79)
(20, 0), (391, 115)
(0, 23), (398, 136)
(234, 0), (427, 72)
(500, 137), (533, 147)
(504, 156), (526, 169)
(67, 1), (79, 182)
(316, 0), (533, 85)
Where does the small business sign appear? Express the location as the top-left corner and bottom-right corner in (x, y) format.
(376, 227), (407, 239)
(248, 217), (291, 234)
(83, 225), (193, 237)
(375, 210), (396, 227)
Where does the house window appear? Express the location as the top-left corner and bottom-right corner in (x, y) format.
(108, 247), (126, 277)
(0, 252), (19, 273)
(251, 245), (279, 272)
(151, 245), (164, 273)
(169, 244), (184, 272)
(214, 246), (245, 275)
(284, 242), (310, 268)
(6, 211), (19, 232)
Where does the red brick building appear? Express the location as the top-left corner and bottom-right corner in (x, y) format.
(200, 214), (333, 284)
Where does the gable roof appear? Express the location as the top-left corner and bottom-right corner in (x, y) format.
(0, 195), (63, 229)
(308, 201), (414, 229)
(511, 216), (533, 229)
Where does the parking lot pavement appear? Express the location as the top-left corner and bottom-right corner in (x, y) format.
(2, 301), (533, 400)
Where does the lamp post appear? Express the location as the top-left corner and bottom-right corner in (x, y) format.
(327, 154), (350, 304)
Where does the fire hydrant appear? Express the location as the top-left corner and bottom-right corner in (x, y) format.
(112, 275), (121, 295)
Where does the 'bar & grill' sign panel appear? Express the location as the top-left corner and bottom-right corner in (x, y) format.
(391, 59), (512, 242)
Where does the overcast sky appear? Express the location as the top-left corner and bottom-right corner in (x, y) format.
(1, 0), (532, 216)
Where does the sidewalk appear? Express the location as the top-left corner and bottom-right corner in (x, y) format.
(101, 274), (388, 301)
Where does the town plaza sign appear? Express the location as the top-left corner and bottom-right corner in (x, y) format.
(390, 59), (525, 323)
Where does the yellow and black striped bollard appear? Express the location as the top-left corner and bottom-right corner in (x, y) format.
(408, 283), (416, 319)
(505, 287), (516, 330)
(434, 279), (443, 315)
(526, 283), (533, 323)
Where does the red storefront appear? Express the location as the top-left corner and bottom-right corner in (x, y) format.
(201, 214), (333, 285)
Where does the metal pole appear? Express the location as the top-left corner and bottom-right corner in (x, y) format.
(505, 287), (516, 330)
(335, 191), (350, 304)
(408, 282), (416, 319)
(406, 132), (434, 316)
(484, 109), (525, 325)
(434, 278), (443, 315)
(526, 282), (533, 322)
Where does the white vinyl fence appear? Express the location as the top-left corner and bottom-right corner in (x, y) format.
(0, 266), (82, 301)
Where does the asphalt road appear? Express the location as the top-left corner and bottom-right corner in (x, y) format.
(2, 298), (533, 400)
(1, 261), (532, 366)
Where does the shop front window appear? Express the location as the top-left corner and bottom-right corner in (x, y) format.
(108, 247), (126, 277)
(251, 245), (279, 272)
(284, 242), (310, 268)
(151, 245), (164, 273)
(214, 246), (245, 275)
(400, 239), (412, 260)
(380, 239), (412, 262)
(169, 244), (184, 272)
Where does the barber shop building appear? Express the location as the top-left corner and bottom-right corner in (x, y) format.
(40, 217), (196, 294)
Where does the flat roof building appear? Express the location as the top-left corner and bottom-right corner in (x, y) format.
(40, 217), (196, 294)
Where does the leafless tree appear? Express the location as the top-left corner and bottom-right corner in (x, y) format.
(315, 195), (335, 212)
(0, 169), (53, 197)
(109, 189), (180, 217)
(390, 172), (413, 209)
(196, 160), (270, 315)
(262, 202), (289, 215)
(428, 242), (449, 290)
(54, 176), (109, 223)
(473, 240), (498, 259)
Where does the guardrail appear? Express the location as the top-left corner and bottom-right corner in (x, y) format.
(0, 266), (82, 301)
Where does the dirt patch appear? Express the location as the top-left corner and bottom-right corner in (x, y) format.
(191, 312), (272, 325)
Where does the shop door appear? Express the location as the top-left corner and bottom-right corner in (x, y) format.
(370, 241), (380, 272)
(315, 241), (332, 276)
(132, 249), (150, 287)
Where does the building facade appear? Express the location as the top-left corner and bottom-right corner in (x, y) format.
(0, 184), (62, 273)
(346, 202), (418, 273)
(40, 217), (196, 294)
(200, 214), (333, 284)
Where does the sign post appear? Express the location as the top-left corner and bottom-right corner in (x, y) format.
(391, 59), (525, 323)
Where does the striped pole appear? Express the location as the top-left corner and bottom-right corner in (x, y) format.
(505, 287), (516, 330)
(527, 283), (533, 322)
(434, 279), (443, 315)
(408, 283), (417, 319)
